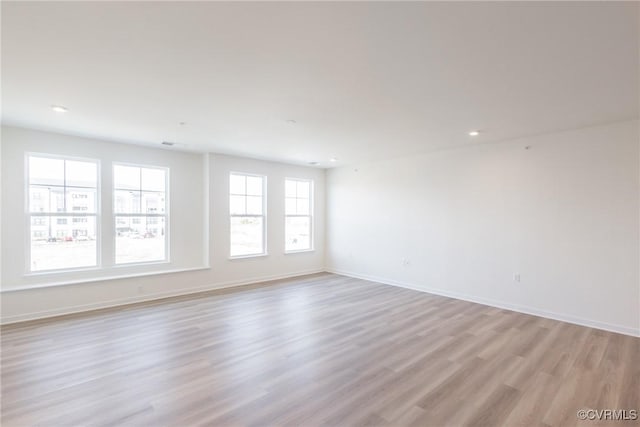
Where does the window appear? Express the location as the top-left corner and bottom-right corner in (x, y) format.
(27, 155), (98, 271)
(32, 217), (46, 226)
(285, 178), (313, 252)
(113, 164), (168, 264)
(229, 173), (265, 257)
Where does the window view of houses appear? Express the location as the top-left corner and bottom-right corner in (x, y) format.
(28, 156), (99, 271)
(114, 190), (165, 239)
(30, 187), (97, 241)
(113, 164), (167, 264)
(28, 156), (168, 271)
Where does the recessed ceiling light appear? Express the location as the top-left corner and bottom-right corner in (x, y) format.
(468, 130), (480, 136)
(51, 105), (68, 113)
(329, 157), (338, 162)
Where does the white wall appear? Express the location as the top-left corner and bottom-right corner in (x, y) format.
(0, 126), (325, 323)
(326, 120), (640, 336)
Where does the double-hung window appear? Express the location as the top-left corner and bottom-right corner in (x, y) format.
(27, 155), (99, 272)
(229, 173), (266, 257)
(285, 178), (313, 252)
(113, 164), (168, 264)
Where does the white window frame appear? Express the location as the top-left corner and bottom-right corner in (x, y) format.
(284, 177), (314, 253)
(112, 162), (170, 266)
(229, 172), (267, 259)
(25, 153), (101, 274)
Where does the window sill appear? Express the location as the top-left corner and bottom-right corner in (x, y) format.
(228, 253), (269, 260)
(111, 260), (170, 269)
(24, 265), (103, 277)
(2, 266), (211, 292)
(285, 249), (315, 254)
(23, 260), (171, 277)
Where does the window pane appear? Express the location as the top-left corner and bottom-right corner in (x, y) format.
(286, 216), (311, 251)
(115, 216), (131, 235)
(246, 176), (263, 196)
(297, 181), (310, 198)
(29, 186), (65, 213)
(246, 196), (263, 215)
(30, 216), (97, 271)
(230, 217), (263, 256)
(67, 187), (97, 213)
(141, 168), (166, 192)
(230, 174), (246, 195)
(115, 216), (166, 264)
(142, 192), (165, 214)
(285, 197), (297, 215)
(29, 157), (64, 186)
(29, 186), (48, 213)
(66, 160), (97, 188)
(114, 165), (140, 190)
(30, 216), (49, 240)
(114, 190), (141, 213)
(285, 180), (297, 198)
(296, 198), (309, 215)
(31, 216), (47, 227)
(230, 195), (246, 215)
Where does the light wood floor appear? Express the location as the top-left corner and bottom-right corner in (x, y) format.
(1, 273), (638, 426)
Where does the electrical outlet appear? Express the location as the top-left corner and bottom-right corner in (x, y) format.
(402, 258), (410, 267)
(513, 273), (521, 283)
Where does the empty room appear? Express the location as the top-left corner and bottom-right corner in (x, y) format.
(1, 1), (638, 426)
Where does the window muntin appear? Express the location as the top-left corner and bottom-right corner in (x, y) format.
(27, 155), (99, 272)
(229, 173), (266, 257)
(113, 164), (168, 265)
(285, 178), (313, 252)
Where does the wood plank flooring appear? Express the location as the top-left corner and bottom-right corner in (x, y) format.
(1, 273), (638, 426)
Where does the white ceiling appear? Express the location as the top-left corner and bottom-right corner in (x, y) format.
(2, 1), (638, 167)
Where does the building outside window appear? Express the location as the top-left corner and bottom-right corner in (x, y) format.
(285, 178), (313, 252)
(113, 164), (168, 264)
(27, 155), (99, 271)
(229, 172), (266, 257)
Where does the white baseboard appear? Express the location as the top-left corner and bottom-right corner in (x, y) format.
(327, 269), (640, 338)
(0, 269), (326, 325)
